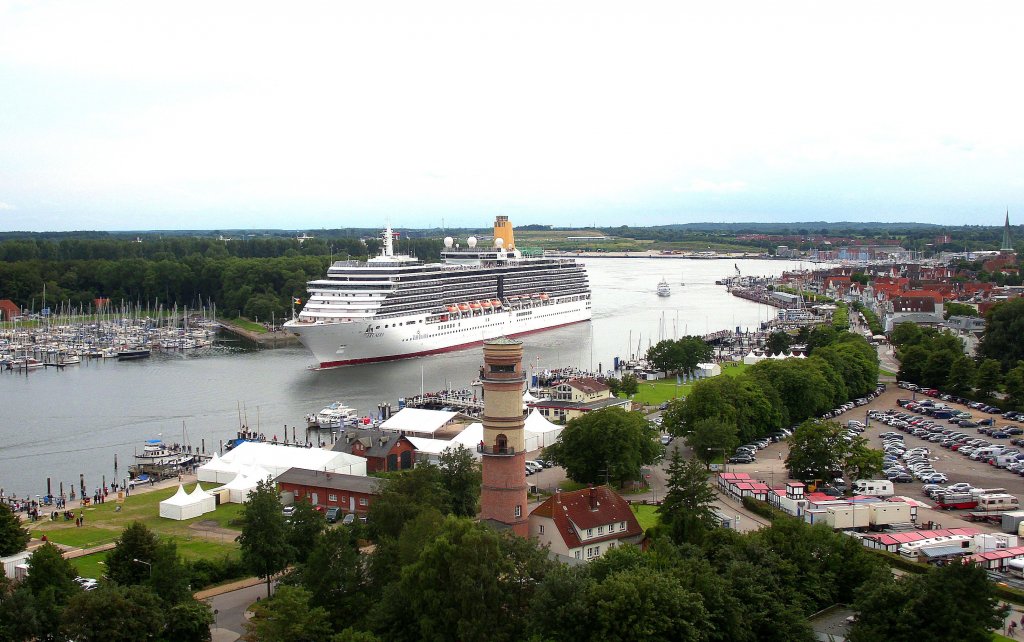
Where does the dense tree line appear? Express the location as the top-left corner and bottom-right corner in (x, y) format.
(0, 234), (445, 321)
(542, 408), (663, 486)
(663, 333), (879, 445)
(645, 336), (714, 374)
(892, 304), (1024, 409)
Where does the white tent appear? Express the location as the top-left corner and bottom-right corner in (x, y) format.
(216, 465), (273, 503)
(159, 484), (215, 520)
(524, 409), (563, 451)
(214, 441), (367, 478)
(449, 423), (484, 458)
(187, 483), (217, 514)
(197, 452), (244, 483)
(380, 408), (459, 437)
(742, 351), (762, 365)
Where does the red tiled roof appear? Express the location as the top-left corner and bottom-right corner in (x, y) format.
(567, 378), (610, 394)
(530, 485), (643, 549)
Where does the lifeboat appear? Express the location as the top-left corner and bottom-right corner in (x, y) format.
(447, 305), (458, 313)
(490, 298), (502, 307)
(469, 302), (481, 309)
(531, 293), (541, 299)
(481, 300), (492, 309)
(539, 293), (549, 301)
(458, 303), (470, 311)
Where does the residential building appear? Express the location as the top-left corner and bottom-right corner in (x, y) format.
(275, 468), (383, 514)
(529, 485), (644, 563)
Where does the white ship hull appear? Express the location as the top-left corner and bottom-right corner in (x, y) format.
(288, 298), (591, 369)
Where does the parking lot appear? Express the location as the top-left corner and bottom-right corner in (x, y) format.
(726, 384), (1024, 533)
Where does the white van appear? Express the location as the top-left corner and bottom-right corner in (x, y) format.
(853, 479), (895, 497)
(972, 446), (1006, 462)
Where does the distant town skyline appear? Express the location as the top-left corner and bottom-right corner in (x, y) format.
(1, 1), (1022, 232)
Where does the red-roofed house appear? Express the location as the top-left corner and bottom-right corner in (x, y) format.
(529, 485), (644, 562)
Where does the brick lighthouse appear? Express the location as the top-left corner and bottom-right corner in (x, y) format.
(478, 337), (529, 536)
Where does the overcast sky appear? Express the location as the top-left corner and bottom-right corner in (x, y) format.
(1, 1), (1021, 231)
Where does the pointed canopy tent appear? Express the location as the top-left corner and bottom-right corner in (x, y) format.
(186, 483), (217, 514)
(742, 351), (761, 365)
(159, 484), (215, 520)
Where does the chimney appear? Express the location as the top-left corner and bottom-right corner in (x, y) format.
(589, 484), (596, 511)
(555, 488), (561, 503)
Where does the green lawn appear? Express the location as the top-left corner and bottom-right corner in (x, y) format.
(69, 554), (108, 580)
(628, 363), (750, 405)
(32, 483), (242, 550)
(631, 504), (660, 530)
(223, 317), (267, 333)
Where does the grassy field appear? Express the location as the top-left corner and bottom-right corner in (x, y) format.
(31, 483), (242, 568)
(222, 317), (268, 333)
(628, 362), (750, 405)
(631, 504), (660, 530)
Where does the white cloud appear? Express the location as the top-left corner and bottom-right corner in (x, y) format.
(0, 201), (15, 210)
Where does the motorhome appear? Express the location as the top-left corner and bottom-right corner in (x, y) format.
(852, 479), (895, 497)
(899, 535), (974, 562)
(977, 494), (1020, 512)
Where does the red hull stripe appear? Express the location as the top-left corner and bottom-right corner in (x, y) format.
(315, 319), (589, 369)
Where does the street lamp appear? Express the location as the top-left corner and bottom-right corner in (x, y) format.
(132, 558), (152, 577)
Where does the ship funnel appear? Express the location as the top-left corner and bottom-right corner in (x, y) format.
(493, 215), (515, 250)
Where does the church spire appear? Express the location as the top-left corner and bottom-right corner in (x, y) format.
(1002, 209), (1014, 252)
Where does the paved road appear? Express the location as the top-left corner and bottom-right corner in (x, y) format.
(205, 581), (274, 642)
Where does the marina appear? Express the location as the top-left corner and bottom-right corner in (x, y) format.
(0, 256), (814, 499)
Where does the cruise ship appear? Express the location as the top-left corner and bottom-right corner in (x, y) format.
(284, 216), (592, 368)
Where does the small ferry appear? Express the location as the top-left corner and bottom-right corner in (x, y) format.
(657, 278), (671, 297)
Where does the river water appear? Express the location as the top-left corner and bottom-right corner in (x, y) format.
(0, 257), (810, 497)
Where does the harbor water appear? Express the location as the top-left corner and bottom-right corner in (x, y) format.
(1, 257), (809, 497)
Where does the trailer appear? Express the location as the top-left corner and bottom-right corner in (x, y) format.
(965, 512), (1004, 524)
(934, 492), (979, 510)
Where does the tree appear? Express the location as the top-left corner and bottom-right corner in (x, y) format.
(105, 521), (160, 587)
(672, 376), (782, 444)
(765, 331), (791, 355)
(245, 585), (333, 642)
(849, 561), (1006, 642)
(844, 439), (884, 482)
(945, 356), (977, 397)
(975, 358), (1003, 401)
(298, 526), (366, 632)
(543, 408), (662, 486)
(657, 451), (720, 545)
(685, 417), (739, 468)
(619, 372), (639, 397)
(438, 445), (481, 518)
(785, 420), (849, 481)
(237, 478), (294, 598)
(163, 600), (215, 642)
(366, 465), (451, 541)
(0, 504), (29, 556)
(287, 500), (326, 564)
(748, 359), (832, 425)
(922, 348), (957, 389)
(61, 584), (165, 642)
(977, 297), (1024, 371)
(889, 322), (923, 348)
(1005, 361), (1024, 410)
(381, 517), (552, 642)
(944, 301), (979, 319)
(645, 337), (713, 374)
(896, 344), (929, 383)
(23, 542), (78, 604)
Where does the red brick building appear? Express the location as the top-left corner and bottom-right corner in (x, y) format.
(331, 429), (417, 474)
(275, 468), (383, 514)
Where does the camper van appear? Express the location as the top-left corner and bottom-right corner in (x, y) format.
(898, 535), (974, 562)
(971, 446), (1007, 462)
(852, 479), (895, 497)
(977, 494), (1020, 512)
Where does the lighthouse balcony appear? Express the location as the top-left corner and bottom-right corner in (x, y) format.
(477, 444), (517, 456)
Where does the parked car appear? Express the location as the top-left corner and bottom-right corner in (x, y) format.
(342, 513), (356, 526)
(728, 454), (755, 464)
(326, 506), (341, 523)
